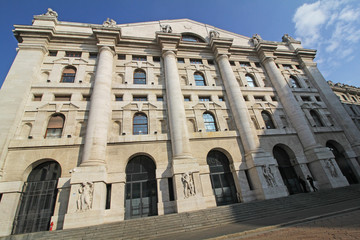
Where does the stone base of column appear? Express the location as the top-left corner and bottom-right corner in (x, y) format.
(305, 147), (349, 189)
(0, 181), (23, 237)
(245, 151), (288, 200)
(171, 157), (208, 213)
(63, 166), (108, 230)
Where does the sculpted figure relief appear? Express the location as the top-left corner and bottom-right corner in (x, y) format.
(262, 165), (277, 187)
(181, 172), (196, 198)
(282, 34), (297, 43)
(76, 182), (94, 211)
(326, 159), (338, 177)
(103, 18), (117, 27)
(251, 34), (263, 46)
(160, 24), (172, 33)
(209, 30), (220, 38)
(44, 8), (58, 17)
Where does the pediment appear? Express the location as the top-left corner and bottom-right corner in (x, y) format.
(193, 102), (222, 110)
(122, 102), (157, 111)
(53, 57), (88, 65)
(123, 61), (155, 67)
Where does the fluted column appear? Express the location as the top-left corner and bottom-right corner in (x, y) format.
(162, 50), (191, 158)
(81, 46), (115, 166)
(217, 54), (260, 153)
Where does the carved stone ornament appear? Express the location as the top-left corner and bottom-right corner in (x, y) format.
(76, 182), (94, 211)
(43, 8), (58, 18)
(251, 33), (263, 46)
(282, 34), (297, 43)
(160, 24), (172, 33)
(103, 18), (117, 27)
(326, 159), (338, 178)
(209, 30), (220, 38)
(181, 172), (196, 198)
(262, 165), (277, 187)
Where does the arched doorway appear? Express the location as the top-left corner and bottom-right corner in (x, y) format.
(13, 161), (61, 234)
(326, 141), (358, 184)
(207, 150), (238, 206)
(273, 145), (303, 194)
(125, 155), (157, 219)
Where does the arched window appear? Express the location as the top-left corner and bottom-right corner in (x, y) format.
(181, 34), (204, 43)
(310, 110), (324, 127)
(46, 114), (65, 138)
(13, 161), (61, 234)
(194, 72), (206, 86)
(207, 150), (238, 206)
(203, 112), (217, 132)
(125, 155), (157, 219)
(290, 76), (300, 88)
(134, 69), (146, 84)
(261, 111), (275, 129)
(245, 74), (257, 87)
(61, 66), (76, 83)
(133, 113), (148, 135)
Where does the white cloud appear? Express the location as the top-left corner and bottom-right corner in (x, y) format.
(292, 0), (360, 81)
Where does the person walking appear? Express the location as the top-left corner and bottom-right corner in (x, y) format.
(307, 175), (318, 192)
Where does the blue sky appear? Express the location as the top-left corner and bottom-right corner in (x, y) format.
(0, 0), (359, 88)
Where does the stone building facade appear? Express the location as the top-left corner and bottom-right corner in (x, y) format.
(0, 9), (360, 236)
(328, 81), (360, 130)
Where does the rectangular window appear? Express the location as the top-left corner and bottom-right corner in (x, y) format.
(218, 96), (225, 102)
(199, 96), (211, 102)
(115, 95), (123, 101)
(254, 96), (265, 101)
(153, 56), (161, 62)
(49, 51), (57, 56)
(283, 64), (292, 70)
(132, 55), (147, 61)
(157, 96), (164, 101)
(65, 51), (81, 57)
(301, 96), (311, 101)
(295, 65), (301, 69)
(117, 54), (126, 60)
(315, 96), (321, 102)
(105, 184), (112, 210)
(240, 62), (250, 67)
(54, 95), (71, 101)
(33, 94), (42, 101)
(89, 53), (98, 59)
(190, 59), (202, 64)
(229, 61), (235, 66)
(245, 170), (254, 190)
(133, 96), (148, 101)
(271, 96), (277, 101)
(177, 58), (185, 63)
(82, 95), (91, 101)
(168, 178), (175, 201)
(255, 62), (261, 68)
(207, 59), (214, 65)
(243, 96), (249, 101)
(184, 96), (191, 102)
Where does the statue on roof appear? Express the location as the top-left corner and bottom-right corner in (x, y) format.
(209, 30), (220, 39)
(160, 24), (172, 33)
(251, 33), (263, 46)
(44, 8), (58, 18)
(103, 18), (117, 27)
(282, 34), (297, 43)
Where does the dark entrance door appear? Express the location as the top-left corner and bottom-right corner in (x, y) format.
(12, 161), (61, 234)
(327, 142), (358, 184)
(125, 155), (157, 219)
(207, 150), (238, 206)
(273, 146), (303, 194)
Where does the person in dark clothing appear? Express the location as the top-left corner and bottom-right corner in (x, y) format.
(298, 176), (308, 192)
(307, 175), (318, 192)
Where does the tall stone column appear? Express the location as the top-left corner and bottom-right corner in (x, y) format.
(256, 42), (348, 188)
(157, 32), (207, 212)
(81, 46), (115, 166)
(211, 37), (288, 200)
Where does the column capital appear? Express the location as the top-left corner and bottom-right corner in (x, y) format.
(92, 27), (121, 49)
(156, 32), (181, 53)
(162, 50), (177, 58)
(98, 45), (116, 56)
(295, 48), (317, 68)
(210, 37), (233, 59)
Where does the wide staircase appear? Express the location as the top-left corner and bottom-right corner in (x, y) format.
(3, 184), (360, 240)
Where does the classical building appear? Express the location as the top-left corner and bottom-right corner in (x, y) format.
(328, 81), (360, 130)
(1, 9), (360, 237)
